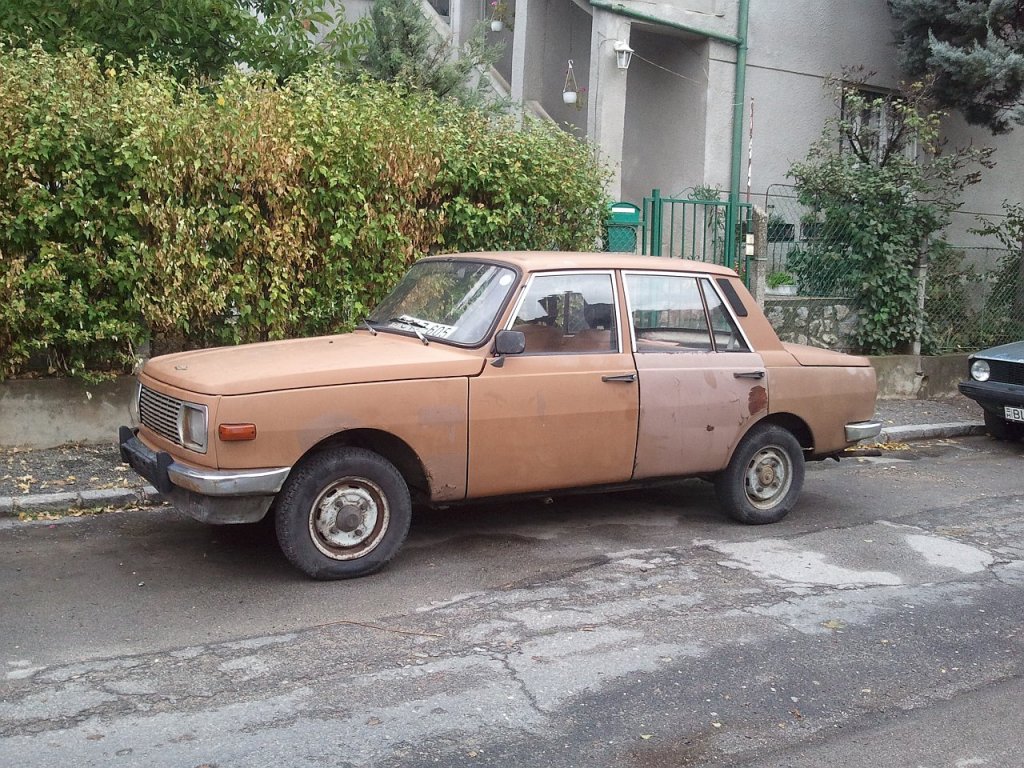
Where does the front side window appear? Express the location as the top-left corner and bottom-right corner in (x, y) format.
(510, 273), (618, 354)
(626, 273), (712, 352)
(368, 260), (518, 346)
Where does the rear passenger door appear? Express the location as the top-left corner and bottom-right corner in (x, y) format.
(624, 271), (768, 479)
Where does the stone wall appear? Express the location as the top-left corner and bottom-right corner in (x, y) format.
(764, 296), (858, 350)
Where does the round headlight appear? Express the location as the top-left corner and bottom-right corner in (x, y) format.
(970, 359), (990, 382)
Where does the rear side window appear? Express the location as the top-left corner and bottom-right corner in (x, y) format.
(701, 279), (750, 352)
(625, 274), (713, 352)
(716, 277), (748, 316)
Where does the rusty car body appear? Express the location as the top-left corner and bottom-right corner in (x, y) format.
(120, 252), (881, 579)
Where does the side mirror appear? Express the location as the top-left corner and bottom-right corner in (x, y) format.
(493, 329), (526, 356)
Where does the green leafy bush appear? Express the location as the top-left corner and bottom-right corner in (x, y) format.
(788, 78), (992, 355)
(0, 44), (608, 380)
(0, 45), (144, 379)
(0, 0), (364, 82)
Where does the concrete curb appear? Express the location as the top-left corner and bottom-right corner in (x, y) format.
(0, 485), (161, 518)
(874, 421), (987, 444)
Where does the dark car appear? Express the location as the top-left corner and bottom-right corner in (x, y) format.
(958, 341), (1024, 441)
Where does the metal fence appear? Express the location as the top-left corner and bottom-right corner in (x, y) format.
(641, 189), (753, 282)
(762, 184), (1021, 354)
(924, 244), (1021, 354)
(762, 184), (858, 299)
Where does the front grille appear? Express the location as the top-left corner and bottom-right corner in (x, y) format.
(139, 385), (182, 446)
(989, 360), (1024, 386)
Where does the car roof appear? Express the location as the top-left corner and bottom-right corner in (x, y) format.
(422, 251), (739, 277)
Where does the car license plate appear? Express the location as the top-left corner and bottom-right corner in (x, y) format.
(1006, 406), (1024, 423)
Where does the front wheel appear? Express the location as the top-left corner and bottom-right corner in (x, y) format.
(984, 410), (1022, 442)
(714, 424), (805, 525)
(275, 447), (412, 579)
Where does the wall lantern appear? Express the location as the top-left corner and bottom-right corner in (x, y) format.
(613, 40), (634, 70)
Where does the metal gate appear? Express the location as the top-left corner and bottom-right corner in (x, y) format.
(640, 189), (753, 282)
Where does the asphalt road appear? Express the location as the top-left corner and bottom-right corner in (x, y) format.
(1, 436), (1022, 767)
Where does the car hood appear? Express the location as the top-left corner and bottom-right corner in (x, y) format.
(143, 332), (487, 396)
(973, 340), (1024, 364)
(782, 342), (871, 367)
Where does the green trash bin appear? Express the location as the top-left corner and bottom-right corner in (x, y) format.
(606, 202), (641, 252)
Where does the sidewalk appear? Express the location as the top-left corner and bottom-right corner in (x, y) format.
(0, 397), (987, 517)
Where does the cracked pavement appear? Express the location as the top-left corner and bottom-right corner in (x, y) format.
(1, 436), (1023, 767)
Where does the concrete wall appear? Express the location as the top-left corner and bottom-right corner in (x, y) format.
(543, 1), (591, 136)
(486, 0), (515, 85)
(621, 31), (709, 204)
(1, 377), (136, 449)
(869, 354), (969, 400)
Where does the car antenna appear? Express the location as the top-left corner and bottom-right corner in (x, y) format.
(363, 319), (377, 336)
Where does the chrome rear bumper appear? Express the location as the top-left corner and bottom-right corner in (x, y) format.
(845, 420), (882, 442)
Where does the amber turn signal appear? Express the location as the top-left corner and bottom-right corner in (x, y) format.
(218, 423), (257, 442)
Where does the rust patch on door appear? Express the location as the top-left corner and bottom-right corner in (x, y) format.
(748, 385), (768, 415)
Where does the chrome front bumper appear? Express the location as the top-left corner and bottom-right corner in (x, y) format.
(118, 427), (290, 523)
(845, 420), (882, 442)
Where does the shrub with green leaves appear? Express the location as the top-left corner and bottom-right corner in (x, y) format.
(0, 44), (609, 380)
(788, 78), (992, 355)
(0, 45), (145, 379)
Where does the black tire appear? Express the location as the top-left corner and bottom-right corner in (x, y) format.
(714, 423), (805, 525)
(984, 410), (1021, 442)
(274, 447), (411, 579)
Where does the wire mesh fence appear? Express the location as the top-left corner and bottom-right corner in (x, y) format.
(762, 184), (859, 299)
(925, 244), (1022, 354)
(762, 184), (1022, 354)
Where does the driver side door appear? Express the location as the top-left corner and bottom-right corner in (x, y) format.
(467, 271), (640, 498)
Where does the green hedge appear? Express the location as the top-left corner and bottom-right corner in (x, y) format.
(0, 44), (609, 380)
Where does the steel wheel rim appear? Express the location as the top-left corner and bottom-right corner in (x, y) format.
(743, 445), (792, 510)
(308, 477), (390, 560)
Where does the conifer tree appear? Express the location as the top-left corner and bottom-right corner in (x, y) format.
(364, 0), (501, 107)
(890, 0), (1024, 134)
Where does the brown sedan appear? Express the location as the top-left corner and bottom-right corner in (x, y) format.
(120, 252), (880, 579)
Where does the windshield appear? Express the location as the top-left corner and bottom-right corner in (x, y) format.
(368, 260), (519, 346)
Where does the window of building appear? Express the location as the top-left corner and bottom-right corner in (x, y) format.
(840, 86), (917, 164)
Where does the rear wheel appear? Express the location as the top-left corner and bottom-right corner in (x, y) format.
(275, 447), (411, 579)
(715, 423), (805, 525)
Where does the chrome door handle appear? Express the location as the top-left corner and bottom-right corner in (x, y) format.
(602, 373), (637, 383)
(734, 371), (765, 379)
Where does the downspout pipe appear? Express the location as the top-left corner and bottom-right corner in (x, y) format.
(588, 0), (750, 269)
(726, 0), (750, 269)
